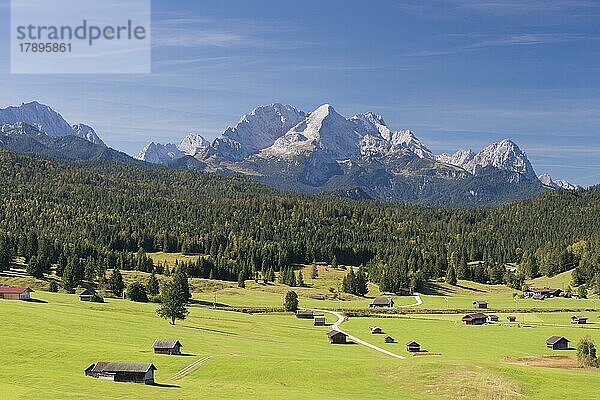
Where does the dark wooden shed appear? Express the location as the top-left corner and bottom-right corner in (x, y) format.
(85, 362), (156, 384)
(546, 336), (569, 350)
(406, 340), (421, 352)
(152, 339), (182, 355)
(327, 330), (347, 344)
(461, 313), (487, 325)
(370, 297), (394, 308)
(472, 301), (488, 309)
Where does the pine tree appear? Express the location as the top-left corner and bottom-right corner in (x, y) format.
(311, 265), (318, 279)
(108, 269), (125, 297)
(283, 290), (298, 312)
(172, 267), (191, 303)
(147, 271), (160, 296)
(126, 281), (148, 302)
(356, 265), (369, 296)
(297, 271), (305, 287)
(446, 266), (457, 286)
(237, 271), (246, 288)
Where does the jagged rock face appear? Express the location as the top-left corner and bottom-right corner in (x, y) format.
(72, 124), (106, 146)
(539, 173), (580, 190)
(178, 133), (210, 156)
(135, 142), (184, 164)
(0, 101), (106, 146)
(136, 133), (210, 163)
(204, 103), (307, 161)
(436, 149), (475, 166)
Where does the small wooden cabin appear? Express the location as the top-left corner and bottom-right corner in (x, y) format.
(507, 316), (517, 323)
(313, 316), (326, 326)
(79, 288), (96, 301)
(327, 330), (347, 344)
(296, 310), (315, 319)
(85, 362), (156, 384)
(152, 339), (182, 355)
(472, 301), (488, 309)
(546, 336), (569, 350)
(570, 315), (588, 324)
(406, 341), (421, 352)
(396, 287), (413, 296)
(370, 297), (394, 308)
(384, 336), (395, 343)
(0, 286), (33, 300)
(461, 313), (487, 325)
(486, 314), (499, 323)
(369, 326), (383, 334)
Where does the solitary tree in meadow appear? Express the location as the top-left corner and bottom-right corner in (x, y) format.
(311, 265), (318, 279)
(157, 282), (189, 325)
(283, 290), (299, 312)
(577, 336), (598, 368)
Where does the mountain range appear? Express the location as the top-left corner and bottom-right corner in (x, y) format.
(0, 101), (581, 206)
(136, 102), (579, 205)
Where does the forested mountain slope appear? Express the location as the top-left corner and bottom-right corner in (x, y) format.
(0, 150), (597, 291)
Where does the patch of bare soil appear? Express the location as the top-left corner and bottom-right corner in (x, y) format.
(503, 355), (599, 371)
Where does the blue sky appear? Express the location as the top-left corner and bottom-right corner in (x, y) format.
(1, 0), (600, 186)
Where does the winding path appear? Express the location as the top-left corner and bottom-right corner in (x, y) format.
(314, 309), (405, 360)
(399, 292), (422, 307)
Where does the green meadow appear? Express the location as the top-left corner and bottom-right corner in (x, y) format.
(1, 289), (599, 400)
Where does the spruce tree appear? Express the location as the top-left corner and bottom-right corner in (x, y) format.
(108, 269), (125, 297)
(147, 271), (160, 296)
(446, 266), (457, 286)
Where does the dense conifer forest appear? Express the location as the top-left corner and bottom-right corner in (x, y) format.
(0, 150), (598, 292)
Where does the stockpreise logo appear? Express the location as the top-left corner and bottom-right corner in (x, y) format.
(11, 0), (151, 74)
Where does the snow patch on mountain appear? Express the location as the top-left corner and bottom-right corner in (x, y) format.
(135, 142), (184, 164)
(136, 132), (210, 163)
(262, 104), (361, 159)
(0, 101), (107, 146)
(437, 140), (537, 181)
(72, 123), (106, 146)
(178, 132), (210, 156)
(205, 103), (307, 161)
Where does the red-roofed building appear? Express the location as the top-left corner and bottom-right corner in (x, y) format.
(0, 286), (33, 300)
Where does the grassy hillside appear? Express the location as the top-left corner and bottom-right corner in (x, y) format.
(1, 292), (599, 399)
(528, 271), (574, 290)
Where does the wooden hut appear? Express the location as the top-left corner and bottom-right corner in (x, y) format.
(507, 316), (517, 323)
(406, 341), (421, 352)
(486, 314), (499, 323)
(546, 336), (569, 350)
(313, 316), (326, 326)
(0, 286), (33, 300)
(296, 310), (314, 319)
(570, 315), (588, 324)
(369, 326), (383, 334)
(85, 362), (156, 384)
(79, 288), (96, 301)
(472, 301), (488, 309)
(327, 330), (347, 344)
(384, 336), (395, 343)
(152, 340), (182, 355)
(370, 297), (394, 308)
(461, 313), (487, 325)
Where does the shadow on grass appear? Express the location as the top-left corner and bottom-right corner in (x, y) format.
(178, 353), (197, 357)
(151, 382), (180, 388)
(189, 299), (230, 307)
(27, 298), (48, 304)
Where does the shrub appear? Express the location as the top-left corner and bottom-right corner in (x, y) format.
(90, 293), (104, 303)
(126, 282), (148, 302)
(48, 280), (59, 292)
(283, 290), (298, 312)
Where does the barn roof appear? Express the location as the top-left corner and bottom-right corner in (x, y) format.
(462, 313), (487, 320)
(152, 339), (182, 349)
(90, 362), (156, 373)
(79, 288), (96, 296)
(327, 330), (346, 338)
(571, 315), (588, 320)
(372, 297), (392, 305)
(546, 336), (569, 345)
(406, 340), (420, 346)
(0, 286), (33, 294)
(473, 300), (487, 304)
